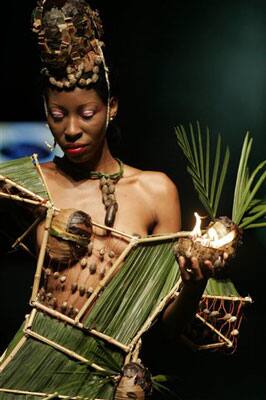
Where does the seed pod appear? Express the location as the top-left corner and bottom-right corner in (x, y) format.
(109, 250), (115, 259)
(99, 266), (105, 279)
(209, 310), (220, 317)
(79, 286), (85, 296)
(71, 283), (78, 294)
(61, 302), (68, 313)
(60, 275), (67, 283)
(80, 257), (88, 269)
(53, 271), (59, 279)
(89, 263), (97, 274)
(108, 183), (115, 194)
(45, 268), (51, 276)
(230, 329), (239, 336)
(86, 287), (94, 297)
(87, 242), (93, 256)
(105, 202), (118, 227)
(114, 362), (153, 400)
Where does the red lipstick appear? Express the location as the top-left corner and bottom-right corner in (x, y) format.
(64, 144), (88, 156)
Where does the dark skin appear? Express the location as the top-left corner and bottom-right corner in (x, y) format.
(37, 86), (219, 334)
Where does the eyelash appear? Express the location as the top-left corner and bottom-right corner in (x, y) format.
(50, 112), (94, 121)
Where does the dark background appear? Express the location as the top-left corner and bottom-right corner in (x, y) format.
(1, 1), (266, 399)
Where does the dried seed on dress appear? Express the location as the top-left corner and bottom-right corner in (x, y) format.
(71, 283), (78, 294)
(73, 308), (79, 317)
(108, 250), (115, 259)
(60, 302), (68, 313)
(53, 271), (59, 279)
(80, 257), (88, 269)
(99, 266), (105, 279)
(50, 297), (57, 309)
(89, 262), (97, 274)
(45, 268), (51, 276)
(79, 286), (85, 296)
(60, 275), (67, 283)
(87, 242), (93, 256)
(230, 329), (239, 336)
(86, 287), (94, 297)
(46, 292), (53, 300)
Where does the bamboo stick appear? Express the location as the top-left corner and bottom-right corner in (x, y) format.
(195, 313), (233, 347)
(75, 238), (138, 323)
(92, 221), (135, 240)
(33, 302), (130, 352)
(129, 278), (182, 350)
(136, 231), (193, 244)
(0, 192), (48, 207)
(132, 339), (142, 363)
(0, 174), (45, 201)
(0, 336), (28, 373)
(202, 294), (253, 302)
(24, 308), (37, 330)
(30, 206), (55, 303)
(43, 394), (59, 400)
(180, 334), (227, 350)
(33, 154), (54, 204)
(11, 214), (44, 250)
(24, 328), (106, 373)
(0, 388), (104, 399)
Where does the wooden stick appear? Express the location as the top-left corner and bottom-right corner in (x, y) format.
(129, 278), (182, 350)
(195, 313), (233, 347)
(136, 231), (193, 244)
(180, 334), (227, 351)
(11, 214), (44, 250)
(0, 174), (45, 201)
(202, 294), (253, 302)
(92, 221), (135, 240)
(24, 328), (106, 372)
(0, 336), (28, 373)
(43, 394), (59, 400)
(30, 206), (55, 303)
(24, 308), (37, 330)
(132, 339), (142, 363)
(0, 192), (48, 207)
(74, 238), (138, 323)
(0, 388), (104, 399)
(33, 302), (130, 352)
(33, 153), (54, 204)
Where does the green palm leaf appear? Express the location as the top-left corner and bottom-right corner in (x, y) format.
(175, 122), (230, 219)
(232, 132), (266, 228)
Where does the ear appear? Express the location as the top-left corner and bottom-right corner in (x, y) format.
(109, 96), (118, 121)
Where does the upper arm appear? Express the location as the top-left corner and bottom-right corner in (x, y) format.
(143, 172), (181, 235)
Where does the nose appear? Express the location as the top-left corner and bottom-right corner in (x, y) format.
(64, 116), (82, 142)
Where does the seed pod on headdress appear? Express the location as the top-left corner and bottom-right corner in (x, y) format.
(32, 0), (108, 90)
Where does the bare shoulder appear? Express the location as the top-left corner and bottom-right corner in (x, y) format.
(124, 164), (179, 199)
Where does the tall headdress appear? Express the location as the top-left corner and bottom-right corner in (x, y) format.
(32, 0), (109, 91)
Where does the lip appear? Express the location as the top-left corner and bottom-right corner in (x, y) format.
(64, 144), (89, 156)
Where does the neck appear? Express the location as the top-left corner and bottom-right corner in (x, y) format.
(54, 143), (122, 181)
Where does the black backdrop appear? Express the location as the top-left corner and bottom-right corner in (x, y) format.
(1, 1), (266, 399)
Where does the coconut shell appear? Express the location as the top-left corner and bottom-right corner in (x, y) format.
(46, 208), (92, 264)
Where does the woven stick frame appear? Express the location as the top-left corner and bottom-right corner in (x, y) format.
(0, 388), (104, 399)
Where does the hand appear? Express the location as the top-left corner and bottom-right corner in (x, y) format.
(178, 252), (228, 285)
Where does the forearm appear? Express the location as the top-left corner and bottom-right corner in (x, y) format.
(162, 280), (207, 339)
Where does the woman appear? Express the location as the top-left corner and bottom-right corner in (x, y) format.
(0, 0), (215, 398)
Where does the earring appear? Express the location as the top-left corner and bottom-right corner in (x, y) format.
(44, 138), (56, 152)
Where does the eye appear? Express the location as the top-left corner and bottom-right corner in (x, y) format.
(81, 110), (94, 120)
(49, 110), (64, 121)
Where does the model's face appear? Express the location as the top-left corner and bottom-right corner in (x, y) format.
(46, 87), (116, 163)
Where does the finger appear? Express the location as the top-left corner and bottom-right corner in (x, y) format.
(190, 257), (204, 280)
(203, 259), (214, 277)
(178, 256), (192, 282)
